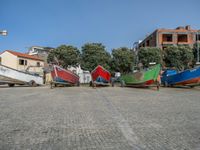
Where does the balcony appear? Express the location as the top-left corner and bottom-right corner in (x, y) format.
(162, 34), (173, 43)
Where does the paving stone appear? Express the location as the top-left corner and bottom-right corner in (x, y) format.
(0, 86), (199, 149)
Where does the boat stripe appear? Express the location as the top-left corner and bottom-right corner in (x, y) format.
(173, 76), (200, 85)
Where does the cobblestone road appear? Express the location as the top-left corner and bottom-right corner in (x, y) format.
(0, 86), (200, 150)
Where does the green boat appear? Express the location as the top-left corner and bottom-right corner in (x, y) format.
(120, 64), (161, 87)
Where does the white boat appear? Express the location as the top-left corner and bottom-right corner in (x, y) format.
(0, 64), (43, 87)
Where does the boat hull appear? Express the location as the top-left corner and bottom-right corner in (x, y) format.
(121, 64), (161, 87)
(161, 67), (200, 87)
(0, 64), (43, 85)
(51, 65), (79, 85)
(91, 65), (111, 85)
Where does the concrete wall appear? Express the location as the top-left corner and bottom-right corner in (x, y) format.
(78, 72), (92, 84)
(139, 30), (157, 48)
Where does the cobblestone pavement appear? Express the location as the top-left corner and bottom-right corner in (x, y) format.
(0, 86), (200, 150)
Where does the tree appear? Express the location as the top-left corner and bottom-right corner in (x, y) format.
(47, 45), (80, 68)
(193, 43), (200, 63)
(138, 47), (162, 68)
(111, 47), (134, 73)
(81, 43), (111, 71)
(164, 45), (194, 70)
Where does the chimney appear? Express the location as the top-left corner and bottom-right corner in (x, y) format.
(185, 25), (191, 30)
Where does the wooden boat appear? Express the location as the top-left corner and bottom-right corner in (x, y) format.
(0, 64), (43, 87)
(120, 64), (161, 88)
(51, 65), (79, 87)
(91, 65), (111, 86)
(161, 66), (200, 87)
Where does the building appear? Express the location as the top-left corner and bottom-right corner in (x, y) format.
(68, 65), (92, 84)
(28, 46), (54, 62)
(0, 50), (44, 75)
(133, 40), (142, 52)
(138, 25), (200, 50)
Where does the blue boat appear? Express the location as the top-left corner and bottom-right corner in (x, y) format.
(161, 66), (200, 87)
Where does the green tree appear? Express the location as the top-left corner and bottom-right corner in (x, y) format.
(138, 47), (162, 68)
(47, 45), (80, 68)
(81, 43), (111, 71)
(111, 47), (134, 73)
(193, 43), (200, 63)
(164, 45), (194, 70)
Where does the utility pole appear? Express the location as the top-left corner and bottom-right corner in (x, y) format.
(197, 30), (200, 64)
(133, 42), (139, 66)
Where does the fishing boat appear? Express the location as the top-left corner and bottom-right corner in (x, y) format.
(51, 65), (80, 87)
(120, 64), (161, 88)
(161, 66), (200, 87)
(91, 65), (111, 86)
(0, 64), (43, 87)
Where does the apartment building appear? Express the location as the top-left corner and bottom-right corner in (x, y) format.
(139, 25), (200, 49)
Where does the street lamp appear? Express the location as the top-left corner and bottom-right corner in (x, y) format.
(197, 30), (200, 64)
(0, 30), (8, 36)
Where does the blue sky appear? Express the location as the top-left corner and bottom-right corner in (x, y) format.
(0, 0), (199, 53)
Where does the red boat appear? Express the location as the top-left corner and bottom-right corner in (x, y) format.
(51, 65), (79, 86)
(91, 65), (111, 86)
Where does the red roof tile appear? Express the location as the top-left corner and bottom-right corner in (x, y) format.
(4, 50), (44, 61)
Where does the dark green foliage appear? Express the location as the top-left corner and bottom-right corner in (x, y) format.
(164, 46), (194, 70)
(193, 43), (200, 63)
(111, 47), (134, 73)
(138, 47), (162, 68)
(81, 43), (111, 71)
(47, 45), (80, 68)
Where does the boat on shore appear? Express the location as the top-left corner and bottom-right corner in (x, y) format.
(120, 64), (161, 88)
(91, 65), (111, 86)
(161, 66), (200, 87)
(51, 65), (80, 87)
(0, 64), (43, 87)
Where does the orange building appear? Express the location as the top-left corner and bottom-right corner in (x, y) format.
(139, 25), (200, 50)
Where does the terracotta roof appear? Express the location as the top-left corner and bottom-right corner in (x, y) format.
(4, 50), (44, 61)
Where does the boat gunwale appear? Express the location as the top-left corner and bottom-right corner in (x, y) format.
(53, 65), (80, 79)
(0, 64), (43, 78)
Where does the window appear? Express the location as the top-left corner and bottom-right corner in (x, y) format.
(146, 40), (150, 46)
(142, 43), (145, 47)
(37, 62), (40, 67)
(178, 34), (188, 42)
(162, 34), (173, 42)
(19, 59), (27, 65)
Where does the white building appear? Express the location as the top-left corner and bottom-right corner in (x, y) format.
(68, 65), (92, 84)
(28, 46), (54, 63)
(28, 46), (54, 55)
